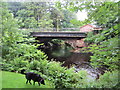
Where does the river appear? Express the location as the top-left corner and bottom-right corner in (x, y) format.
(38, 43), (105, 80)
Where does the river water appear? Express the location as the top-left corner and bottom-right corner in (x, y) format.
(39, 44), (104, 80)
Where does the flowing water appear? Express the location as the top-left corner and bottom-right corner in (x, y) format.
(39, 44), (104, 80)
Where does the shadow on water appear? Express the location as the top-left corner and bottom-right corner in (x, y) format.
(38, 43), (105, 80)
(39, 44), (92, 67)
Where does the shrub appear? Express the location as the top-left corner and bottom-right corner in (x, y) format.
(87, 70), (119, 88)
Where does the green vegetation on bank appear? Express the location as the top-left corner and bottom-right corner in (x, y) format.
(84, 2), (119, 71)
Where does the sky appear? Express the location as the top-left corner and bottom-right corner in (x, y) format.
(76, 10), (88, 21)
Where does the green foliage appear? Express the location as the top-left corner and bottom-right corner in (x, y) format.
(1, 2), (22, 57)
(60, 10), (77, 28)
(87, 70), (119, 88)
(7, 2), (24, 17)
(38, 14), (53, 29)
(8, 2), (79, 31)
(1, 1), (119, 89)
(14, 2), (54, 29)
(16, 9), (37, 28)
(27, 60), (40, 70)
(1, 4), (89, 88)
(1, 44), (47, 72)
(37, 60), (89, 88)
(88, 2), (118, 27)
(62, 1), (119, 88)
(1, 2), (47, 72)
(55, 1), (63, 10)
(52, 39), (65, 45)
(96, 70), (119, 88)
(84, 32), (94, 44)
(50, 7), (64, 30)
(88, 37), (119, 70)
(83, 2), (119, 71)
(70, 19), (89, 28)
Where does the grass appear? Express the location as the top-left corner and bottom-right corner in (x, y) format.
(1, 71), (54, 88)
(0, 71), (2, 90)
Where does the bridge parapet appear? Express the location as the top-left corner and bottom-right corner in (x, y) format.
(30, 31), (86, 39)
(22, 28), (80, 32)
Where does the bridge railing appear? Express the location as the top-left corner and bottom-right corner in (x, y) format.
(28, 28), (80, 32)
(20, 28), (81, 36)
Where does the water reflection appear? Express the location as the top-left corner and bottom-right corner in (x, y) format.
(51, 46), (72, 58)
(39, 44), (92, 68)
(39, 44), (103, 79)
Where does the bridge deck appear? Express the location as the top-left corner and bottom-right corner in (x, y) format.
(30, 32), (86, 38)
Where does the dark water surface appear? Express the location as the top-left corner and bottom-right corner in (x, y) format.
(40, 45), (92, 67)
(39, 44), (103, 80)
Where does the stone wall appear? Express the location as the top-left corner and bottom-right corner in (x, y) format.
(65, 39), (87, 48)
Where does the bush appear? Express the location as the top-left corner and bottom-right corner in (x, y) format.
(87, 70), (119, 88)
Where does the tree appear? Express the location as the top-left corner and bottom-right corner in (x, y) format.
(60, 0), (119, 70)
(15, 2), (56, 29)
(1, 2), (47, 67)
(1, 2), (22, 58)
(84, 1), (119, 70)
(61, 10), (76, 28)
(38, 13), (54, 30)
(16, 9), (37, 28)
(54, 1), (90, 30)
(7, 2), (25, 17)
(50, 7), (64, 31)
